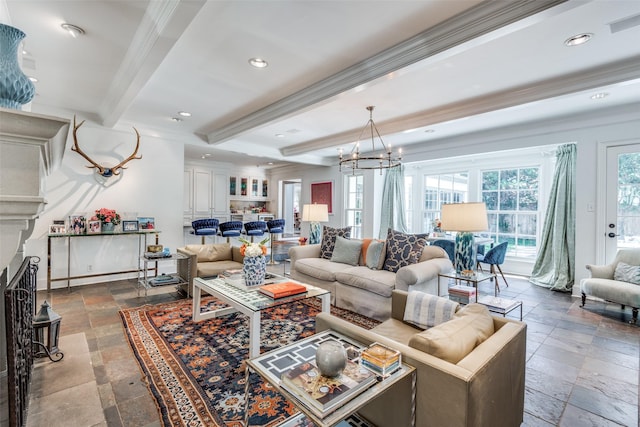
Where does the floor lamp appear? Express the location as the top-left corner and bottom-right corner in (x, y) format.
(440, 202), (488, 273)
(302, 203), (328, 245)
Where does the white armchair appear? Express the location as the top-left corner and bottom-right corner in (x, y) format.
(580, 248), (640, 324)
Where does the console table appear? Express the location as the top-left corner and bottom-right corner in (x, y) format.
(47, 230), (160, 291)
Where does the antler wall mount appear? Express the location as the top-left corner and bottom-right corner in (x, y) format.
(71, 116), (142, 178)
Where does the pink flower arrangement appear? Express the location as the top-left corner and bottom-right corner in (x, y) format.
(92, 208), (121, 225)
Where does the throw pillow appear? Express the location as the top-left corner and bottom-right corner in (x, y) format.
(613, 261), (640, 285)
(403, 291), (459, 329)
(408, 303), (494, 364)
(319, 226), (352, 259)
(360, 238), (373, 265)
(382, 228), (427, 273)
(331, 236), (363, 266)
(366, 240), (387, 270)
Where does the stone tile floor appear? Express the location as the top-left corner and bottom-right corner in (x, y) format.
(4, 270), (638, 426)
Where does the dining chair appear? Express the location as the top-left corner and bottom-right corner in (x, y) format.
(266, 219), (285, 264)
(476, 241), (509, 292)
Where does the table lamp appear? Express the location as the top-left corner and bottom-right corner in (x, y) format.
(301, 203), (329, 245)
(440, 202), (488, 273)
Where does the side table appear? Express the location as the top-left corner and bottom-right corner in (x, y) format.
(138, 253), (189, 297)
(437, 270), (497, 302)
(477, 295), (523, 320)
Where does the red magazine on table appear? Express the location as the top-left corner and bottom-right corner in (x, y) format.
(259, 282), (307, 298)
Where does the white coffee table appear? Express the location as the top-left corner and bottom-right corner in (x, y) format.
(192, 276), (331, 358)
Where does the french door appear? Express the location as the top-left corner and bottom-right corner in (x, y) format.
(605, 143), (640, 261)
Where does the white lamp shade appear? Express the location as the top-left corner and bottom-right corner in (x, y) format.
(301, 204), (329, 222)
(440, 202), (488, 232)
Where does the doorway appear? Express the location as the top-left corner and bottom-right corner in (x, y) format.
(282, 180), (301, 237)
(605, 143), (640, 261)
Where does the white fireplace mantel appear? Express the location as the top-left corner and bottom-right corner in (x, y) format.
(0, 108), (70, 274)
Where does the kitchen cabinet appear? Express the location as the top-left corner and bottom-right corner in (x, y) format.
(184, 166), (230, 224)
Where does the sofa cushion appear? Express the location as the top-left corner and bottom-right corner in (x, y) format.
(403, 291), (459, 329)
(331, 236), (363, 266)
(184, 243), (232, 263)
(294, 257), (353, 282)
(383, 229), (427, 273)
(335, 266), (396, 297)
(372, 318), (423, 346)
(320, 226), (352, 259)
(197, 260), (244, 278)
(613, 261), (640, 284)
(366, 240), (386, 270)
(408, 303), (494, 364)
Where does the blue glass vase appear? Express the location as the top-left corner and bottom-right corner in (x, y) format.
(0, 24), (35, 109)
(243, 255), (266, 286)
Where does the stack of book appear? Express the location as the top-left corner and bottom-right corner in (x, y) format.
(360, 342), (401, 377)
(448, 284), (477, 304)
(149, 274), (180, 286)
(259, 282), (307, 298)
(280, 360), (376, 417)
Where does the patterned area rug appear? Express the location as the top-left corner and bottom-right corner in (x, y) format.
(120, 296), (379, 426)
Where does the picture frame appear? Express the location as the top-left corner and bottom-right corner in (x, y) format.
(123, 220), (139, 232)
(137, 217), (155, 230)
(87, 220), (102, 234)
(49, 224), (66, 234)
(311, 181), (333, 214)
(69, 215), (86, 235)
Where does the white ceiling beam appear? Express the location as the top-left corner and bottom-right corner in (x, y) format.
(99, 0), (206, 128)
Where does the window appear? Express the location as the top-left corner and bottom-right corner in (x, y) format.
(345, 174), (364, 238)
(423, 173), (468, 233)
(482, 168), (539, 257)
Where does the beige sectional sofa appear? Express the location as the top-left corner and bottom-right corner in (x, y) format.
(315, 290), (527, 427)
(289, 243), (452, 321)
(177, 243), (244, 296)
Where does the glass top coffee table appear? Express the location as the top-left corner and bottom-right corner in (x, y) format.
(192, 275), (330, 358)
(245, 329), (416, 427)
(437, 270), (498, 302)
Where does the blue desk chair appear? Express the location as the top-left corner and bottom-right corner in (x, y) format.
(218, 221), (243, 243)
(244, 221), (267, 242)
(266, 219), (285, 264)
(477, 241), (509, 292)
(432, 239), (455, 264)
(191, 218), (219, 244)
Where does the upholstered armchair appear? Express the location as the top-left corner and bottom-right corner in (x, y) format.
(580, 248), (640, 324)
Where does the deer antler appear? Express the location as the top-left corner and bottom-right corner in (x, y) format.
(71, 115), (142, 178)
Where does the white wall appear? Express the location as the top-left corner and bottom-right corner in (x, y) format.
(25, 116), (184, 290)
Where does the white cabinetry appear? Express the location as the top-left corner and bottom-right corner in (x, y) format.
(184, 166), (230, 226)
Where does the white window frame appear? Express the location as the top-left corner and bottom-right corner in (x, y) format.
(344, 174), (364, 239)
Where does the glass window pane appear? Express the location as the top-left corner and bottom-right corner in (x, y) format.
(498, 214), (515, 233)
(517, 214), (537, 235)
(500, 169), (518, 189)
(519, 168), (539, 188)
(519, 190), (538, 210)
(500, 191), (517, 210)
(487, 213), (497, 233)
(483, 191), (498, 210)
(483, 171), (499, 190)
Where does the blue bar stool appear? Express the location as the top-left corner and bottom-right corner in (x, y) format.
(218, 221), (243, 244)
(191, 218), (219, 244)
(244, 221), (267, 242)
(266, 219), (285, 264)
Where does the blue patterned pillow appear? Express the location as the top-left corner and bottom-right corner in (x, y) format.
(382, 228), (427, 273)
(614, 262), (640, 285)
(320, 226), (352, 259)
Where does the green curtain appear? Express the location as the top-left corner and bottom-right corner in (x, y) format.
(378, 165), (407, 239)
(530, 143), (576, 291)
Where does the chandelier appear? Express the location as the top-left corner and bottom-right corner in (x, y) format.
(339, 106), (402, 174)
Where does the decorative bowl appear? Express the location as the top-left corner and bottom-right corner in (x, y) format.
(147, 244), (163, 253)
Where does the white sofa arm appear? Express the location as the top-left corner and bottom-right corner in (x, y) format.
(288, 244), (321, 270)
(396, 258), (452, 291)
(586, 263), (615, 279)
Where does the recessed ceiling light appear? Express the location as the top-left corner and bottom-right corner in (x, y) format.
(424, 129), (435, 133)
(28, 76), (38, 83)
(22, 49), (29, 56)
(590, 92), (609, 100)
(275, 133), (285, 138)
(249, 58), (268, 68)
(268, 162), (274, 165)
(204, 153), (211, 157)
(171, 117), (183, 122)
(61, 23), (85, 38)
(178, 111), (191, 117)
(564, 33), (592, 47)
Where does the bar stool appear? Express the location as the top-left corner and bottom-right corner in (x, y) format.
(191, 218), (219, 244)
(218, 221), (243, 244)
(266, 219), (285, 264)
(244, 221), (267, 242)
